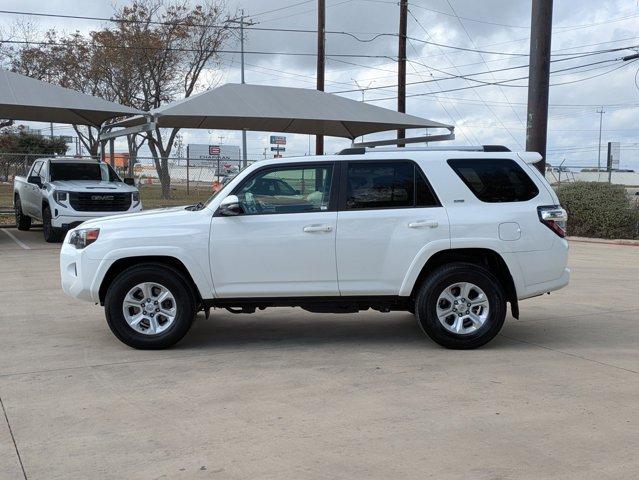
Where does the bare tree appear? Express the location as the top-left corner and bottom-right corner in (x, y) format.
(10, 0), (232, 197)
(109, 0), (232, 197)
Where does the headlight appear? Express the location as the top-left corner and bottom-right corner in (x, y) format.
(69, 228), (100, 249)
(53, 191), (69, 205)
(132, 191), (140, 204)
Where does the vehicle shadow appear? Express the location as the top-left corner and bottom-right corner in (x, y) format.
(177, 309), (518, 350)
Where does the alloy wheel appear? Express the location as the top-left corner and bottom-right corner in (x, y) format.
(436, 281), (490, 335)
(122, 282), (178, 335)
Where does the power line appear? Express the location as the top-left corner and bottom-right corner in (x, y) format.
(2, 8), (634, 59)
(251, 0), (315, 18)
(0, 39), (396, 59)
(363, 58), (636, 101)
(442, 0), (524, 129)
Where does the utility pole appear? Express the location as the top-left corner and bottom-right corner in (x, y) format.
(597, 107), (605, 171)
(316, 0), (325, 155)
(227, 11), (254, 167)
(397, 0), (408, 146)
(525, 0), (553, 175)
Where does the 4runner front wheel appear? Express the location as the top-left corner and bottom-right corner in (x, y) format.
(415, 262), (506, 349)
(104, 264), (196, 349)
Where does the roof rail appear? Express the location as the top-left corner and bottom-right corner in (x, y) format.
(337, 145), (511, 155)
(351, 129), (455, 148)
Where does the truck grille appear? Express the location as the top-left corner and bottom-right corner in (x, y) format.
(69, 192), (132, 212)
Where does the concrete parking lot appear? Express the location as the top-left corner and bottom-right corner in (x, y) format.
(1, 228), (638, 480)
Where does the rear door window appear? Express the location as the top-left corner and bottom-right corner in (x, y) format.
(343, 161), (439, 210)
(447, 158), (539, 202)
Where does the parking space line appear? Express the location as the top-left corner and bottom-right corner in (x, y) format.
(1, 229), (31, 250)
(0, 395), (28, 480)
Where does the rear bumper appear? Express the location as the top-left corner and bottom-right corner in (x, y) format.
(519, 267), (570, 300)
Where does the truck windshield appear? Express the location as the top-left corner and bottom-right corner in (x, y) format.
(50, 163), (121, 182)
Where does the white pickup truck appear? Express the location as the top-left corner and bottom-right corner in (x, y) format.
(13, 157), (142, 242)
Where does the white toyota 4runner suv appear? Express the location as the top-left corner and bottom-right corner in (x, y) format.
(61, 146), (569, 350)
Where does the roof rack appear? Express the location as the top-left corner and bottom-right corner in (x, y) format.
(351, 130), (455, 149)
(337, 144), (511, 155)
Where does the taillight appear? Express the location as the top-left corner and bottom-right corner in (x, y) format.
(538, 205), (567, 238)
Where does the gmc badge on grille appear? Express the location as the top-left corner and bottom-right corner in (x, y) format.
(91, 195), (114, 201)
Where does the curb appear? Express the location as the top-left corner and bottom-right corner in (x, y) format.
(567, 236), (639, 246)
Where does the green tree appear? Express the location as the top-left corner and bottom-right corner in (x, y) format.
(0, 126), (68, 181)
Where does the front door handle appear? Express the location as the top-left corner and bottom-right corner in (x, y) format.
(303, 224), (332, 233)
(408, 220), (438, 229)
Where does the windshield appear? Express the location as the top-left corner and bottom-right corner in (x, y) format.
(49, 162), (121, 182)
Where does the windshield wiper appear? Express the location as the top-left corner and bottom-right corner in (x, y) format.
(186, 202), (205, 211)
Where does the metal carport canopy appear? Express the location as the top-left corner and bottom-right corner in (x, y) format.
(0, 69), (143, 126)
(108, 83), (453, 139)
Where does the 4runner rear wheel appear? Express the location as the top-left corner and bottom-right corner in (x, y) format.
(104, 264), (196, 349)
(415, 262), (506, 349)
(14, 195), (31, 231)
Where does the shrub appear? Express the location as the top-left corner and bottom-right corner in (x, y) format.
(556, 182), (639, 239)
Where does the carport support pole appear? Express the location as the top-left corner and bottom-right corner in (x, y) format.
(315, 0), (325, 155)
(109, 138), (115, 168)
(525, 0), (553, 175)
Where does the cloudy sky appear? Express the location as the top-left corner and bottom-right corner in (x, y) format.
(2, 0), (639, 169)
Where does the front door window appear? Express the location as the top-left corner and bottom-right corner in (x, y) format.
(236, 165), (333, 214)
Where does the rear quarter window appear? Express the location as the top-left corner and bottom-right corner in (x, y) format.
(447, 158), (539, 203)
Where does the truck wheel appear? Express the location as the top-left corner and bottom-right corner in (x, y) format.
(104, 264), (197, 349)
(14, 195), (31, 231)
(415, 262), (506, 349)
(42, 205), (64, 243)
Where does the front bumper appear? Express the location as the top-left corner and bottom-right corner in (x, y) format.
(60, 240), (109, 303)
(51, 203), (142, 229)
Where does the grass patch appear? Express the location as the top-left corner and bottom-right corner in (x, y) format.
(139, 184), (215, 209)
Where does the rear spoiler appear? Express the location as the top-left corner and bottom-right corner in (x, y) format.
(517, 152), (543, 164)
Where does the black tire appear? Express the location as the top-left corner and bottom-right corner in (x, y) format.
(42, 205), (64, 243)
(415, 262), (506, 349)
(14, 195), (31, 231)
(104, 264), (197, 349)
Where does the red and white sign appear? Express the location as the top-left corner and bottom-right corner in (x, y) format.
(209, 146), (221, 155)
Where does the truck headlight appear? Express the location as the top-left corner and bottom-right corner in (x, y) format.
(54, 191), (69, 205)
(132, 191), (140, 206)
(69, 228), (100, 249)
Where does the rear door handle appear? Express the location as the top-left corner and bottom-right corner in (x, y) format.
(408, 220), (438, 229)
(303, 224), (333, 233)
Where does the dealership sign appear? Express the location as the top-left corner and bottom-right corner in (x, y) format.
(270, 135), (286, 145)
(187, 144), (240, 165)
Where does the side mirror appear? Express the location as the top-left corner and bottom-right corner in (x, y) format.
(28, 176), (42, 188)
(218, 194), (243, 216)
(123, 177), (135, 186)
